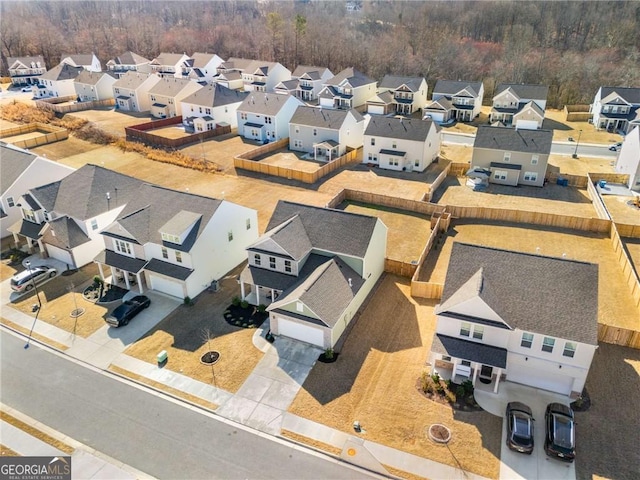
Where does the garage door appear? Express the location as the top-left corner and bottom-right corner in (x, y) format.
(45, 245), (74, 268)
(425, 112), (445, 123)
(368, 105), (385, 115)
(515, 119), (539, 130)
(507, 364), (574, 395)
(277, 317), (325, 347)
(149, 275), (184, 299)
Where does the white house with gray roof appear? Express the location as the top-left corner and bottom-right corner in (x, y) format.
(149, 53), (192, 78)
(489, 83), (549, 129)
(591, 86), (640, 134)
(240, 200), (387, 349)
(1, 143), (74, 239)
(429, 242), (598, 398)
(318, 67), (377, 110)
(274, 65), (333, 102)
(367, 75), (428, 116)
(35, 63), (83, 98)
(237, 92), (304, 142)
(148, 77), (202, 118)
(60, 53), (102, 72)
(425, 80), (484, 122)
(471, 125), (552, 187)
(113, 72), (162, 112)
(96, 184), (257, 299)
(9, 165), (143, 269)
(7, 56), (47, 86)
(181, 83), (248, 130)
(74, 71), (117, 101)
(363, 117), (441, 172)
(289, 106), (365, 161)
(106, 51), (152, 78)
(187, 52), (224, 83)
(614, 126), (640, 192)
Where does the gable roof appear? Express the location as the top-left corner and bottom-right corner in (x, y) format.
(150, 53), (189, 66)
(433, 80), (483, 97)
(292, 65), (331, 79)
(598, 86), (640, 105)
(113, 72), (158, 90)
(40, 63), (83, 82)
(439, 243), (599, 345)
(108, 52), (150, 66)
(238, 92), (301, 116)
(1, 143), (37, 193)
(514, 100), (545, 118)
(74, 70), (117, 85)
(148, 77), (193, 96)
(379, 75), (425, 92)
(365, 117), (439, 141)
(495, 83), (549, 101)
(8, 56), (45, 69)
(190, 52), (222, 68)
(325, 67), (375, 88)
(181, 83), (248, 108)
(368, 91), (394, 105)
(60, 53), (97, 67)
(425, 97), (453, 111)
(249, 215), (313, 261)
(290, 106), (363, 129)
(474, 125), (553, 154)
(43, 216), (91, 249)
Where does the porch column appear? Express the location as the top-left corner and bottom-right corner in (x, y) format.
(472, 364), (479, 387)
(26, 238), (34, 253)
(12, 232), (20, 249)
(451, 359), (458, 380)
(136, 273), (143, 293)
(240, 281), (246, 300)
(256, 286), (260, 305)
(124, 274), (130, 290)
(271, 288), (275, 301)
(493, 368), (502, 393)
(97, 263), (105, 281)
(37, 239), (47, 258)
(109, 266), (117, 283)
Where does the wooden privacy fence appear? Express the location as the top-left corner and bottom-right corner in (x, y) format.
(586, 174), (611, 220)
(563, 104), (592, 122)
(424, 162), (451, 202)
(411, 214), (449, 298)
(36, 96), (115, 114)
(125, 116), (230, 148)
(235, 138), (289, 159)
(610, 223), (640, 308)
(448, 162), (470, 177)
(337, 189), (445, 216)
(546, 171), (588, 188)
(598, 324), (640, 349)
(616, 223), (640, 238)
(0, 122), (68, 148)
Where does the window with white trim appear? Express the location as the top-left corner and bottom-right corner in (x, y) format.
(542, 337), (555, 353)
(22, 208), (36, 222)
(175, 251), (182, 263)
(254, 254), (261, 266)
(115, 239), (132, 255)
(563, 342), (576, 358)
(521, 332), (534, 348)
(460, 322), (470, 337)
(161, 233), (180, 244)
(524, 171), (538, 182)
(227, 230), (233, 242)
(415, 159), (420, 167)
(295, 126), (300, 134)
(7, 197), (14, 207)
(493, 170), (508, 180)
(296, 301), (304, 312)
(246, 218), (251, 230)
(503, 152), (511, 162)
(531, 155), (539, 165)
(284, 260), (292, 273)
(269, 256), (276, 269)
(473, 325), (484, 340)
(293, 139), (303, 148)
(162, 247), (168, 259)
(91, 219), (98, 230)
(370, 138), (375, 145)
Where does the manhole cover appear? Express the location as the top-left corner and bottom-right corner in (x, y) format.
(427, 424), (451, 444)
(200, 351), (220, 365)
(70, 308), (85, 318)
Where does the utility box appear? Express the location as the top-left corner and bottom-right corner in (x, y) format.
(157, 350), (168, 364)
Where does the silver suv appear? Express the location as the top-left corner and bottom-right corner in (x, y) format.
(10, 266), (57, 293)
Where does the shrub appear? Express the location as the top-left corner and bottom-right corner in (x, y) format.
(324, 348), (334, 360)
(257, 304), (267, 313)
(431, 373), (440, 384)
(240, 300), (249, 309)
(462, 379), (474, 395)
(445, 391), (457, 404)
(231, 296), (241, 306)
(456, 385), (466, 399)
(421, 372), (437, 395)
(184, 296), (193, 306)
(437, 379), (448, 394)
(93, 275), (104, 286)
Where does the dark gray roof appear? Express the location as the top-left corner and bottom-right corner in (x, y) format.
(9, 219), (44, 240)
(265, 200), (378, 258)
(40, 63), (83, 82)
(274, 79), (299, 91)
(108, 51), (150, 66)
(145, 258), (193, 280)
(94, 249), (147, 274)
(490, 162), (521, 170)
(0, 144), (37, 192)
(433, 80), (483, 97)
(238, 92), (301, 116)
(425, 97), (453, 111)
(43, 216), (90, 249)
(495, 84), (549, 101)
(61, 54), (97, 67)
(432, 334), (508, 368)
(474, 126), (553, 154)
(23, 193), (41, 209)
(240, 253), (329, 292)
(30, 164), (143, 221)
(365, 117), (438, 141)
(439, 243), (599, 345)
(379, 149), (406, 156)
(325, 67), (375, 88)
(599, 87), (640, 105)
(378, 75), (425, 92)
(249, 215), (313, 260)
(181, 83), (248, 108)
(290, 106), (363, 129)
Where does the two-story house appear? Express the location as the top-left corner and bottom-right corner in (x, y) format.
(187, 52), (224, 84)
(274, 65), (333, 102)
(149, 53), (192, 78)
(239, 200), (387, 349)
(429, 242), (598, 398)
(236, 92), (304, 142)
(35, 63), (83, 98)
(288, 106), (365, 161)
(241, 60), (292, 93)
(148, 77), (202, 118)
(95, 184), (258, 299)
(591, 86), (640, 134)
(9, 165), (143, 268)
(113, 72), (161, 113)
(489, 83), (549, 129)
(1, 143), (74, 239)
(318, 67), (377, 110)
(74, 71), (117, 102)
(363, 117), (441, 172)
(424, 80), (485, 123)
(211, 58), (251, 90)
(106, 51), (152, 78)
(181, 83), (248, 131)
(470, 125), (552, 187)
(59, 53), (102, 72)
(7, 56), (47, 87)
(367, 75), (428, 116)
(614, 126), (640, 192)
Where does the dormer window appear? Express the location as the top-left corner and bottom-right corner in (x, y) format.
(22, 208), (36, 223)
(161, 233), (181, 244)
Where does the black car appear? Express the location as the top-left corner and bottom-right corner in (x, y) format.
(105, 295), (151, 327)
(506, 402), (535, 454)
(544, 402), (575, 462)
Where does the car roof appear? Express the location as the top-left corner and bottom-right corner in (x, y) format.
(12, 267), (46, 280)
(508, 402), (533, 415)
(547, 402), (573, 417)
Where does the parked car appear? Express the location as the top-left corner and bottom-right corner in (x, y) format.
(105, 295), (151, 327)
(609, 142), (622, 151)
(10, 265), (57, 293)
(544, 403), (576, 462)
(21, 86), (32, 92)
(506, 402), (535, 454)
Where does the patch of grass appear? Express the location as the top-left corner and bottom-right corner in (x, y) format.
(0, 411), (74, 455)
(0, 317), (69, 351)
(280, 430), (342, 456)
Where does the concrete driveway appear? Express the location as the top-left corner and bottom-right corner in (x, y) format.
(475, 382), (576, 480)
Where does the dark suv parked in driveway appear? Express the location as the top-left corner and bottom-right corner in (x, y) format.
(105, 295), (151, 327)
(506, 402), (535, 454)
(544, 402), (575, 462)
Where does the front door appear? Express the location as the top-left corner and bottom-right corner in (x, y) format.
(480, 365), (493, 379)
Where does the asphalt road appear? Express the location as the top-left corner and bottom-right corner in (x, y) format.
(0, 330), (377, 480)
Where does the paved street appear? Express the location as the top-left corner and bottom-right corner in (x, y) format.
(0, 330), (377, 480)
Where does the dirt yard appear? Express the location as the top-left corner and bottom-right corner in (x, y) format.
(440, 143), (472, 164)
(418, 220), (640, 329)
(66, 109), (149, 138)
(0, 260), (22, 282)
(123, 266), (264, 393)
(288, 274), (502, 479)
(179, 133), (257, 173)
(547, 154), (615, 176)
(602, 195), (640, 225)
(623, 238), (640, 278)
(0, 128), (51, 144)
(144, 124), (192, 139)
(258, 151), (323, 173)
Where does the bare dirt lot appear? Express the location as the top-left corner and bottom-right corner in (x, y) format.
(66, 109), (149, 138)
(547, 154), (616, 177)
(623, 238), (640, 278)
(144, 124), (192, 139)
(418, 220), (640, 329)
(288, 274), (502, 479)
(602, 195), (640, 225)
(0, 128), (51, 144)
(179, 133), (258, 173)
(258, 150), (324, 173)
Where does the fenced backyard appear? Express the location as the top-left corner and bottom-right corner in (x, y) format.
(0, 122), (68, 148)
(35, 96), (115, 114)
(125, 116), (231, 148)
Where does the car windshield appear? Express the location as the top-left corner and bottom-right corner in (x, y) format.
(553, 414), (574, 449)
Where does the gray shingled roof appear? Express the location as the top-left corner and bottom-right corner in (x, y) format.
(292, 65), (330, 79)
(368, 91), (394, 105)
(378, 75), (425, 92)
(599, 86), (640, 105)
(145, 258), (194, 280)
(182, 83), (248, 108)
(75, 71), (117, 86)
(365, 117), (438, 141)
(40, 63), (83, 82)
(265, 200), (378, 258)
(8, 219), (44, 240)
(94, 249), (147, 273)
(43, 216), (90, 249)
(425, 97), (453, 111)
(249, 215), (313, 261)
(290, 106), (363, 129)
(8, 56), (45, 68)
(108, 52), (150, 65)
(190, 52), (220, 68)
(439, 243), (599, 345)
(433, 80), (483, 97)
(150, 53), (188, 66)
(495, 83), (549, 101)
(61, 54), (96, 66)
(431, 334), (508, 368)
(30, 164), (143, 221)
(148, 77), (193, 96)
(325, 67), (375, 88)
(238, 92), (301, 116)
(474, 126), (553, 154)
(240, 253), (329, 292)
(113, 72), (158, 89)
(1, 144), (37, 192)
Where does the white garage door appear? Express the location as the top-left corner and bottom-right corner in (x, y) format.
(507, 365), (574, 395)
(368, 105), (385, 115)
(425, 112), (445, 123)
(149, 275), (184, 299)
(45, 245), (74, 268)
(515, 119), (539, 130)
(277, 318), (325, 347)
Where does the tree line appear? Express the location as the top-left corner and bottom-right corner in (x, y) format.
(2, 0), (638, 108)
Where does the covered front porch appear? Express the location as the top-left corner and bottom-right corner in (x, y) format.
(94, 249), (146, 294)
(8, 219), (46, 256)
(240, 283), (279, 307)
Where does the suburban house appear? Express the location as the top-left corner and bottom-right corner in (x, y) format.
(7, 56), (47, 86)
(363, 117), (441, 172)
(489, 83), (549, 129)
(367, 75), (428, 115)
(35, 63), (83, 98)
(113, 72), (162, 113)
(318, 67), (377, 110)
(212, 58), (248, 90)
(181, 83), (248, 131)
(239, 200), (387, 349)
(1, 143), (74, 239)
(106, 51), (152, 78)
(187, 52), (224, 83)
(236, 92), (304, 142)
(9, 165), (143, 268)
(425, 80), (484, 122)
(429, 242), (598, 398)
(590, 86), (640, 134)
(149, 53), (192, 78)
(288, 106), (365, 160)
(59, 53), (102, 72)
(470, 125), (552, 187)
(274, 65), (333, 102)
(95, 184), (258, 299)
(148, 77), (202, 118)
(614, 126), (640, 192)
(212, 58), (291, 93)
(74, 71), (118, 102)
